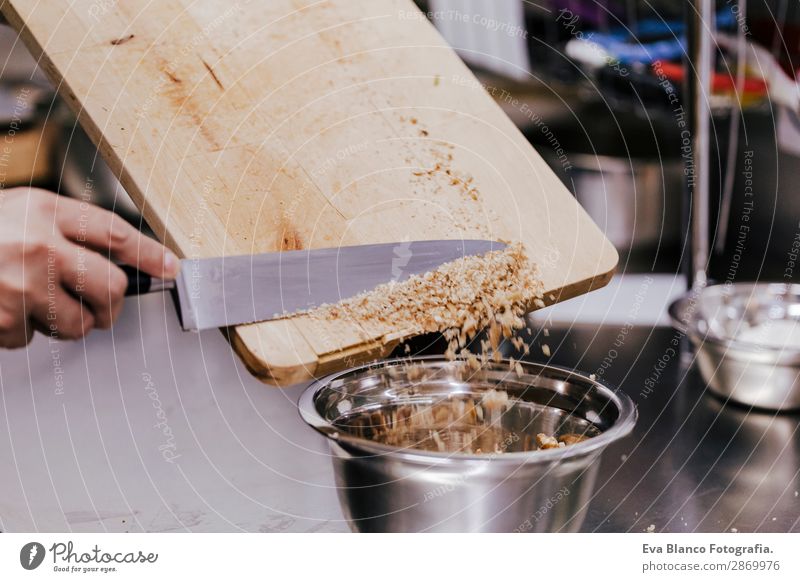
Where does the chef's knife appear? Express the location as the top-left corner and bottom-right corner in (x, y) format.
(122, 239), (506, 331)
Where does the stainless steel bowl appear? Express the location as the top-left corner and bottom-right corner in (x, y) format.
(299, 357), (637, 532)
(670, 283), (800, 411)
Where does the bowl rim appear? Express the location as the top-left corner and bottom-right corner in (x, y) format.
(668, 282), (800, 363)
(298, 356), (638, 464)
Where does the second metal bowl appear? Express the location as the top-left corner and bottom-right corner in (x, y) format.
(670, 282), (800, 411)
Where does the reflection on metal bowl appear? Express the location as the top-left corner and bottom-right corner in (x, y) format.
(670, 283), (800, 411)
(299, 357), (637, 532)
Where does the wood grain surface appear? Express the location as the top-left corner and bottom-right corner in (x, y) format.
(2, 0), (618, 385)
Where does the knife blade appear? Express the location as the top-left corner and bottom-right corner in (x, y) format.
(122, 239), (506, 331)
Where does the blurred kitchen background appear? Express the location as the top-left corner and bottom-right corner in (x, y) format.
(2, 0), (799, 325)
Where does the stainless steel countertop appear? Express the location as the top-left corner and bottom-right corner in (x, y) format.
(522, 326), (800, 533)
(0, 294), (348, 533)
(1, 293), (798, 532)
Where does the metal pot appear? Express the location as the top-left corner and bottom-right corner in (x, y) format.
(299, 356), (637, 532)
(670, 283), (800, 411)
(542, 151), (683, 253)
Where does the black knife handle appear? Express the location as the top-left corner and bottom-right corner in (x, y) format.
(121, 265), (174, 296)
(121, 265), (152, 296)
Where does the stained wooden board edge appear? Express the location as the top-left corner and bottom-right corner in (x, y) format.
(246, 261), (617, 387)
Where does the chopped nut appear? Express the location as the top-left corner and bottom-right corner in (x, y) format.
(536, 433), (560, 449)
(558, 433), (589, 446)
(300, 243), (600, 455)
(481, 388), (509, 410)
(305, 243), (544, 366)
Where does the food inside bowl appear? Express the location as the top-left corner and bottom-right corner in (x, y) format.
(733, 319), (800, 349)
(332, 388), (599, 454)
(301, 357), (637, 532)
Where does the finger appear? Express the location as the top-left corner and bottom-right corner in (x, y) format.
(29, 285), (95, 340)
(0, 316), (34, 349)
(57, 242), (127, 329)
(52, 196), (179, 279)
(0, 293), (31, 347)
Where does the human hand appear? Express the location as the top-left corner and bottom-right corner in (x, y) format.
(0, 187), (179, 347)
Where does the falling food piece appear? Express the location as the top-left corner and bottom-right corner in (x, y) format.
(481, 388), (510, 410)
(306, 243), (543, 368)
(542, 344), (551, 357)
(338, 390), (595, 455)
(429, 429), (446, 451)
(303, 243), (601, 456)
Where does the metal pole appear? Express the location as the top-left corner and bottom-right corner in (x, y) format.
(685, 0), (714, 290)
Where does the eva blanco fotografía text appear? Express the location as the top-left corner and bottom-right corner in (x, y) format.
(643, 543), (773, 557)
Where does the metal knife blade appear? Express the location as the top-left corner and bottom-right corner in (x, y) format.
(171, 239), (506, 331)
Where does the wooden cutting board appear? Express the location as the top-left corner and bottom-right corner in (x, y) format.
(3, 0), (617, 386)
